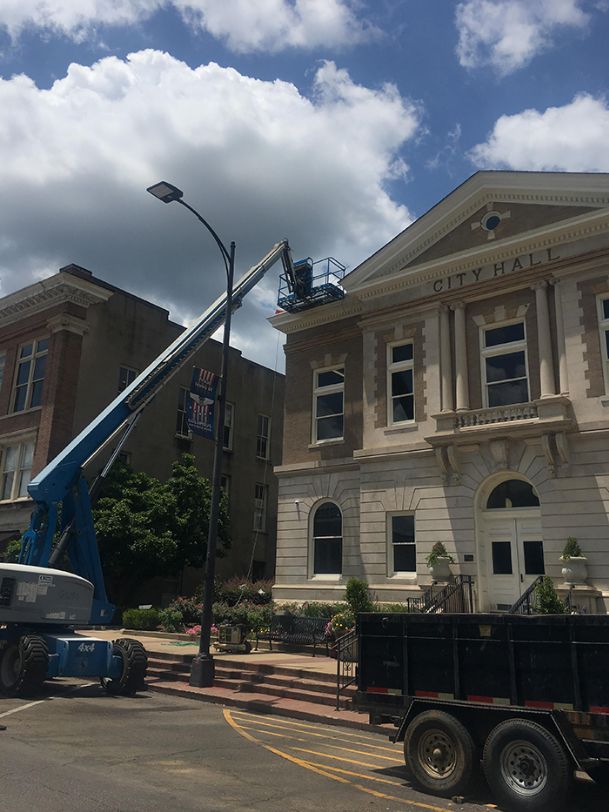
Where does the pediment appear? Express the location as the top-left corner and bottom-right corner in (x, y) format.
(344, 171), (609, 292)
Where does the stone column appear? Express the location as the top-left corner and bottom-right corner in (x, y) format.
(533, 281), (557, 398)
(451, 302), (469, 411)
(552, 280), (568, 395)
(440, 304), (453, 412)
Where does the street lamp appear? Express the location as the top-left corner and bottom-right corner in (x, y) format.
(147, 180), (235, 687)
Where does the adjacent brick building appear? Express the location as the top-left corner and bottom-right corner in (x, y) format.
(0, 264), (284, 593)
(271, 171), (609, 612)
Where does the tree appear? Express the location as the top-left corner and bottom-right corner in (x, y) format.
(93, 455), (230, 606)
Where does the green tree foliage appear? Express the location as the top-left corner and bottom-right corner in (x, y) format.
(534, 576), (566, 614)
(93, 454), (229, 605)
(345, 576), (374, 615)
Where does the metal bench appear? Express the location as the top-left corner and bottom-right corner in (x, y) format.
(257, 615), (330, 656)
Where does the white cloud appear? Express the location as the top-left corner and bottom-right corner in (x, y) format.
(455, 0), (590, 75)
(469, 93), (609, 171)
(0, 51), (419, 367)
(0, 0), (374, 52)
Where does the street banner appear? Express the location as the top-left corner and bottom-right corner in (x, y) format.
(188, 367), (218, 439)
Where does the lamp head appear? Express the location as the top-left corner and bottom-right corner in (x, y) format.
(146, 181), (184, 204)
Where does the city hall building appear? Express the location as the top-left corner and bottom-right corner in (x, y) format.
(271, 171), (609, 612)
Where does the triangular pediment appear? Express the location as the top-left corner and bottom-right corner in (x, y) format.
(344, 171), (609, 292)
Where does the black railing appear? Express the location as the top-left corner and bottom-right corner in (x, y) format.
(335, 628), (357, 710)
(507, 576), (545, 614)
(424, 574), (475, 614)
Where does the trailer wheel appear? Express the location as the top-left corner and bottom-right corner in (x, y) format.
(404, 710), (476, 797)
(101, 638), (147, 696)
(483, 719), (572, 812)
(0, 635), (48, 697)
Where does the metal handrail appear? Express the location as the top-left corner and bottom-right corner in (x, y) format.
(507, 576), (545, 615)
(335, 628), (357, 710)
(424, 574), (475, 614)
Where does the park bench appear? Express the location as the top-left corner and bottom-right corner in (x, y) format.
(257, 615), (330, 656)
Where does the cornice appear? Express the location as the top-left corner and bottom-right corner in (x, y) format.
(269, 299), (362, 335)
(0, 272), (112, 329)
(351, 208), (609, 303)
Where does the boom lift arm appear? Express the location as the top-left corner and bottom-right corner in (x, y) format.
(20, 240), (295, 623)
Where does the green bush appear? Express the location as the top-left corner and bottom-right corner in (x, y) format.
(561, 536), (583, 560)
(159, 607), (185, 632)
(214, 577), (273, 606)
(534, 577), (566, 614)
(122, 607), (160, 630)
(212, 600), (272, 635)
(167, 596), (202, 625)
(345, 577), (374, 615)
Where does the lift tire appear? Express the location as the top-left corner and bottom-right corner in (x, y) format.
(0, 635), (49, 697)
(404, 710), (476, 797)
(483, 719), (572, 812)
(102, 638), (147, 696)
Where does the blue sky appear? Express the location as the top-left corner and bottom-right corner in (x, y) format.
(1, 1), (608, 367)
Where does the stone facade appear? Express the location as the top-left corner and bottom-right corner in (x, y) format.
(0, 265), (284, 590)
(271, 171), (609, 612)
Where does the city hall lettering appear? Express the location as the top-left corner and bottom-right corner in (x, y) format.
(431, 246), (561, 294)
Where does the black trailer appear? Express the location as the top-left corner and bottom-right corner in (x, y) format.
(352, 612), (609, 811)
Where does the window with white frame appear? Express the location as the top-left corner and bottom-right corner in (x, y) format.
(223, 402), (234, 450)
(597, 296), (609, 392)
(118, 365), (138, 393)
(12, 338), (48, 412)
(313, 367), (344, 442)
(387, 341), (414, 424)
(256, 414), (270, 459)
(389, 514), (416, 574)
(1, 441), (35, 501)
(176, 386), (190, 437)
(312, 502), (342, 575)
(253, 483), (267, 531)
(481, 321), (529, 407)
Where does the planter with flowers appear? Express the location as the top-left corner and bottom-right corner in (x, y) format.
(560, 537), (588, 585)
(426, 542), (454, 582)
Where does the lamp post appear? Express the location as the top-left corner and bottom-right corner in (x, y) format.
(147, 180), (234, 687)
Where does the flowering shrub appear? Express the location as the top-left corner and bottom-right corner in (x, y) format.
(324, 609), (355, 641)
(185, 624), (201, 638)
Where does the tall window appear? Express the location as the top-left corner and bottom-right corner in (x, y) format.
(1, 441), (34, 501)
(118, 365), (138, 393)
(389, 514), (416, 574)
(481, 322), (529, 407)
(597, 296), (609, 392)
(256, 414), (270, 459)
(312, 502), (342, 575)
(13, 338), (48, 412)
(176, 386), (190, 437)
(223, 402), (234, 450)
(253, 483), (267, 531)
(387, 342), (414, 424)
(313, 367), (344, 443)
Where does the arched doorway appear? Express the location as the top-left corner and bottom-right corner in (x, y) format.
(477, 477), (544, 611)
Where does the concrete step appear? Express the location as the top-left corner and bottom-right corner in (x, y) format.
(147, 678), (389, 734)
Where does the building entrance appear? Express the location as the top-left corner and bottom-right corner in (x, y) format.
(479, 479), (544, 610)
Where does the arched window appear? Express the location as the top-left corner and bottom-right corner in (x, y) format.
(312, 502), (342, 575)
(487, 479), (539, 509)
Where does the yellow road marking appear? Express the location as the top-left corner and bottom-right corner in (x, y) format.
(290, 746), (392, 769)
(298, 759), (406, 787)
(229, 710), (398, 751)
(239, 724), (306, 741)
(224, 709), (453, 812)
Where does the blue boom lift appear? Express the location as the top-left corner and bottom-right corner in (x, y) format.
(0, 240), (296, 696)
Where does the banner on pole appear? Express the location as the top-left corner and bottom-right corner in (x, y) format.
(188, 367), (218, 439)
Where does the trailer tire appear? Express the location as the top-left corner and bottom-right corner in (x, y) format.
(404, 710), (476, 797)
(483, 719), (572, 812)
(101, 638), (147, 696)
(0, 635), (48, 697)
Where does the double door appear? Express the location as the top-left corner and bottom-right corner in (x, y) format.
(484, 514), (545, 610)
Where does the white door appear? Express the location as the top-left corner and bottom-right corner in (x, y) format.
(484, 514), (544, 610)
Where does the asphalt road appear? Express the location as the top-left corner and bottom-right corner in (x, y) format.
(0, 680), (606, 811)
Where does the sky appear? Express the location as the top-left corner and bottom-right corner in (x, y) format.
(1, 0), (608, 371)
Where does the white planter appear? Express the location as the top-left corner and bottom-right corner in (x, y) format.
(428, 557), (452, 582)
(560, 556), (588, 585)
